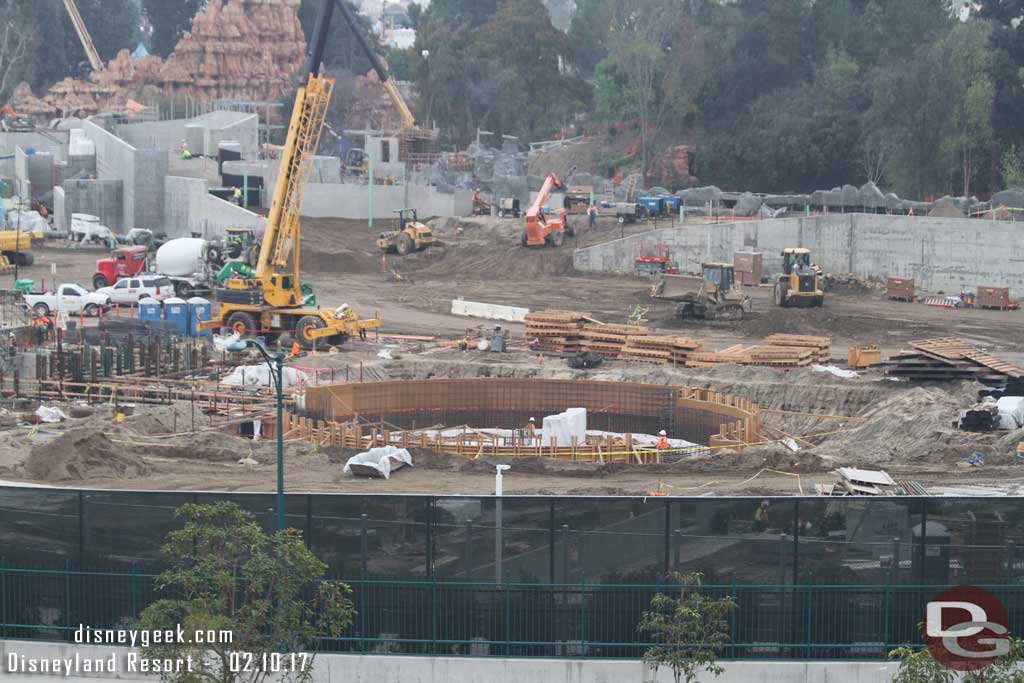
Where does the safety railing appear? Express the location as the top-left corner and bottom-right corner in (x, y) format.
(2, 564), (1022, 660)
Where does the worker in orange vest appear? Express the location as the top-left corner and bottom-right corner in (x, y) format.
(290, 340), (301, 357)
(655, 429), (670, 451)
(524, 417), (536, 444)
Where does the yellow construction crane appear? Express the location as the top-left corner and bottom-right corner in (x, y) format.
(201, 0), (380, 346)
(62, 0), (104, 74)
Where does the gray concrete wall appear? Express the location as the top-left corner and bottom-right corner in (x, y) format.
(0, 640), (901, 682)
(60, 179), (123, 232)
(163, 175), (266, 239)
(13, 146), (29, 199)
(26, 152), (55, 201)
(84, 120), (167, 231)
(573, 214), (1024, 296)
(301, 183), (473, 219)
(114, 111), (258, 159)
(0, 131), (68, 160)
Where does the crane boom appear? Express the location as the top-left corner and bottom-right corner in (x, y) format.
(526, 173), (564, 221)
(62, 0), (104, 74)
(333, 0), (416, 128)
(252, 0), (335, 305)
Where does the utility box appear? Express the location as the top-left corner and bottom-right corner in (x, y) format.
(162, 297), (188, 336)
(977, 286), (1016, 310)
(733, 251), (763, 286)
(887, 277), (915, 301)
(187, 296), (212, 337)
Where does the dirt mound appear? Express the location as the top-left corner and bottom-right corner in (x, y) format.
(812, 383), (1024, 466)
(25, 428), (152, 482)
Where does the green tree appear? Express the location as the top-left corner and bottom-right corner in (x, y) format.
(638, 573), (736, 683)
(138, 501), (355, 683)
(1001, 144), (1024, 188)
(423, 0), (499, 28)
(598, 0), (706, 182)
(890, 638), (1024, 683)
(143, 0), (203, 58)
(70, 0), (140, 63)
(413, 0), (589, 146)
(298, 0), (377, 76)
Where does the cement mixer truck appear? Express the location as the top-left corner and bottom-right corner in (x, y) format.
(92, 228), (260, 297)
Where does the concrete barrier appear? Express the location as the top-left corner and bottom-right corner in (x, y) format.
(451, 299), (529, 322)
(573, 214), (1024, 297)
(0, 640), (902, 683)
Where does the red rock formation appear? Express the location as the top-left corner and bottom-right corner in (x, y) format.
(12, 0), (306, 121)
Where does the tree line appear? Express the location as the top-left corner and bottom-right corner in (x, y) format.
(402, 0), (1024, 198)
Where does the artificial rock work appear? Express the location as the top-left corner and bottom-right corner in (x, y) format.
(12, 0), (306, 120)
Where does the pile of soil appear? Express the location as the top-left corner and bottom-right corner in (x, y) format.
(25, 428), (152, 482)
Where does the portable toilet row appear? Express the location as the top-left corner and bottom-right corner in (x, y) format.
(138, 297), (212, 337)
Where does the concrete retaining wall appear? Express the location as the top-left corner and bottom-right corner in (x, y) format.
(114, 111), (258, 159)
(573, 214), (1024, 297)
(59, 179), (123, 232)
(84, 121), (167, 231)
(162, 175), (265, 239)
(0, 640), (901, 683)
(301, 183), (473, 219)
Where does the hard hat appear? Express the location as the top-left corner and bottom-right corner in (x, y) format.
(658, 430), (667, 436)
(529, 417), (535, 422)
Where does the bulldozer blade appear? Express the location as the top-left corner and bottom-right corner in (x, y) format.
(652, 274), (706, 301)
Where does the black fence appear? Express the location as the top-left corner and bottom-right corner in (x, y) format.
(2, 486), (1023, 588)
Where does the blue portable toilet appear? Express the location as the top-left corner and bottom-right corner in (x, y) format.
(162, 297), (188, 336)
(139, 297), (162, 323)
(187, 296), (212, 337)
(659, 194), (680, 213)
(638, 196), (665, 215)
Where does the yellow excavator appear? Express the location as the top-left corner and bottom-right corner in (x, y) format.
(200, 0), (380, 346)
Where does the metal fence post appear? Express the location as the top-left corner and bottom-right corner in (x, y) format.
(561, 525), (570, 583)
(431, 572), (437, 656)
(131, 563), (137, 617)
(805, 575), (813, 659)
(360, 513), (368, 654)
(1, 558), (6, 638)
(464, 519), (473, 580)
(505, 576), (511, 656)
(580, 575), (586, 653)
(64, 561), (71, 641)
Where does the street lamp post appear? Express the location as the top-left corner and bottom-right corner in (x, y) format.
(228, 339), (286, 531)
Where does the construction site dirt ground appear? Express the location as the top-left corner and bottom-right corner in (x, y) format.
(25, 216), (1024, 362)
(6, 216), (1024, 496)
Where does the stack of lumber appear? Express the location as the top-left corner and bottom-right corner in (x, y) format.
(762, 334), (832, 363)
(621, 335), (702, 365)
(883, 337), (1024, 384)
(524, 309), (588, 353)
(580, 323), (648, 358)
(686, 335), (831, 368)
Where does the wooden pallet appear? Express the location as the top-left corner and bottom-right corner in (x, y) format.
(909, 338), (976, 360)
(582, 323), (648, 336)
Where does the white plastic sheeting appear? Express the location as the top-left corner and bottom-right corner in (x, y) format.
(7, 209), (50, 234)
(221, 364), (308, 388)
(541, 408), (586, 447)
(35, 406), (68, 423)
(344, 446), (414, 479)
(212, 332), (241, 352)
(812, 365), (859, 379)
(997, 396), (1024, 430)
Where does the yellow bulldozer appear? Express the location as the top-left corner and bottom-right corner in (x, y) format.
(376, 208), (434, 255)
(652, 262), (750, 321)
(772, 247), (824, 307)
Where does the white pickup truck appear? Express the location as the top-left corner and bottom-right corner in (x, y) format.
(23, 283), (111, 317)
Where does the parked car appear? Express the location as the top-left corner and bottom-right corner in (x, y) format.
(96, 276), (175, 305)
(23, 283), (111, 317)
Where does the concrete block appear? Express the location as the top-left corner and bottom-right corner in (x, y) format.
(451, 299), (529, 322)
(163, 175), (265, 239)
